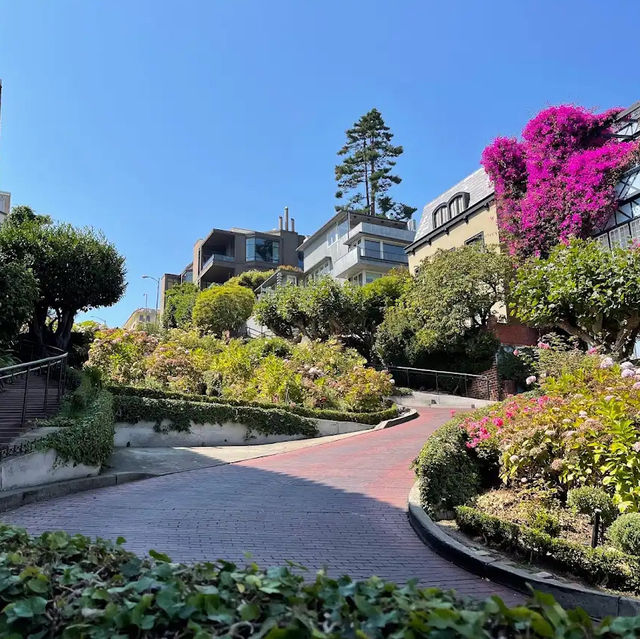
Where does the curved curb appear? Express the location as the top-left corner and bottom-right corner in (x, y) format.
(407, 482), (640, 617)
(0, 471), (153, 514)
(375, 407), (419, 430)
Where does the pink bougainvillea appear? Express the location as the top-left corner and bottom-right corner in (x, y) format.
(481, 105), (639, 258)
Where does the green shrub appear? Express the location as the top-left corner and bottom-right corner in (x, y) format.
(108, 385), (398, 425)
(456, 506), (640, 595)
(192, 283), (254, 336)
(39, 390), (114, 467)
(414, 419), (480, 518)
(3, 523), (640, 638)
(114, 394), (318, 439)
(608, 513), (640, 556)
(526, 507), (561, 537)
(567, 486), (618, 527)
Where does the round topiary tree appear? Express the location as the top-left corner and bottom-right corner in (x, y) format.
(192, 283), (255, 337)
(608, 513), (640, 555)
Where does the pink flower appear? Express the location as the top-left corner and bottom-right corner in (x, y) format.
(587, 346), (599, 355)
(513, 349), (520, 357)
(633, 382), (640, 390)
(525, 375), (537, 385)
(622, 368), (635, 378)
(493, 417), (504, 428)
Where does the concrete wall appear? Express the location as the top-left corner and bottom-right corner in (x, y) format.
(408, 203), (500, 272)
(114, 418), (373, 448)
(0, 450), (100, 491)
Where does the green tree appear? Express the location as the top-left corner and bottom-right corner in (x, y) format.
(226, 269), (276, 294)
(335, 108), (416, 221)
(192, 283), (255, 336)
(0, 259), (38, 348)
(254, 273), (408, 359)
(512, 239), (640, 358)
(0, 207), (126, 353)
(375, 246), (511, 368)
(162, 282), (198, 329)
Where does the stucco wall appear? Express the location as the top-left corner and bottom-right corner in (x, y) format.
(0, 450), (100, 491)
(408, 204), (500, 273)
(114, 418), (374, 448)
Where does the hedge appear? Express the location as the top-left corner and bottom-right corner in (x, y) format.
(456, 506), (640, 596)
(3, 524), (640, 639)
(38, 389), (115, 467)
(114, 394), (318, 439)
(413, 418), (481, 518)
(108, 384), (399, 425)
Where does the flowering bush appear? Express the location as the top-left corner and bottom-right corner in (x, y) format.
(462, 350), (640, 512)
(88, 330), (393, 412)
(86, 329), (158, 385)
(481, 105), (638, 258)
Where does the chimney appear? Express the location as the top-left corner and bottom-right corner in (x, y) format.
(291, 217), (295, 232)
(278, 215), (283, 230)
(284, 206), (289, 231)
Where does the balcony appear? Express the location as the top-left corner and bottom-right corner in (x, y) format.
(333, 246), (408, 279)
(348, 221), (416, 244)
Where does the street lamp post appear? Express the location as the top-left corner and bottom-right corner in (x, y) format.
(142, 275), (160, 324)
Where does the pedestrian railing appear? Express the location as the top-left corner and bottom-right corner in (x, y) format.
(387, 365), (490, 400)
(0, 346), (68, 432)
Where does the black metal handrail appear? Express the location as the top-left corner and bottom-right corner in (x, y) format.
(0, 346), (68, 430)
(388, 365), (490, 400)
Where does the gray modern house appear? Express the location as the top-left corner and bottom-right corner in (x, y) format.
(0, 191), (10, 224)
(160, 208), (305, 310)
(298, 210), (416, 285)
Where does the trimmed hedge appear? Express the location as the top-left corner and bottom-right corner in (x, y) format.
(108, 384), (398, 425)
(3, 524), (640, 638)
(39, 389), (115, 467)
(456, 506), (640, 596)
(114, 394), (318, 439)
(413, 419), (481, 518)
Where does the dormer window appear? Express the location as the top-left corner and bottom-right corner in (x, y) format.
(448, 192), (470, 219)
(433, 204), (448, 228)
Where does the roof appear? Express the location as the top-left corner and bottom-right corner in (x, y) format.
(298, 210), (409, 251)
(414, 168), (494, 243)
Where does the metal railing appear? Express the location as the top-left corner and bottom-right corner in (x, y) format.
(0, 346), (68, 430)
(388, 365), (490, 400)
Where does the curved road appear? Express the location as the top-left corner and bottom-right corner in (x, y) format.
(3, 408), (518, 602)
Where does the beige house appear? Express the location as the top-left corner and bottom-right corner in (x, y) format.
(123, 307), (158, 330)
(406, 168), (497, 271)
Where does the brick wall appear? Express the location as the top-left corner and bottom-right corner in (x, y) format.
(469, 363), (501, 401)
(489, 317), (539, 346)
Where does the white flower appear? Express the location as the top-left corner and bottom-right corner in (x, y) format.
(579, 411), (588, 418)
(525, 375), (537, 385)
(634, 442), (640, 453)
(633, 382), (640, 390)
(509, 454), (519, 463)
(544, 429), (555, 436)
(562, 418), (571, 424)
(621, 361), (635, 370)
(622, 368), (635, 378)
(600, 357), (614, 369)
(604, 395), (615, 402)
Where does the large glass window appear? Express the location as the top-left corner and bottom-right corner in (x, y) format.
(363, 239), (382, 258)
(433, 205), (447, 228)
(246, 237), (280, 263)
(382, 243), (406, 261)
(365, 272), (382, 284)
(327, 219), (349, 245)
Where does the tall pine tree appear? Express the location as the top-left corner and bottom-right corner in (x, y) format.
(335, 109), (416, 221)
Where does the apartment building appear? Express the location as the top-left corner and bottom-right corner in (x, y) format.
(0, 191), (10, 224)
(123, 307), (158, 330)
(299, 210), (416, 285)
(160, 209), (305, 310)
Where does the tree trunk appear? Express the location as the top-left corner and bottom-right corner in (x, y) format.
(52, 309), (76, 352)
(362, 140), (371, 215)
(611, 314), (640, 359)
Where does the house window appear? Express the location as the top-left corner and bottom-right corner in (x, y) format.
(363, 239), (382, 258)
(464, 232), (485, 247)
(448, 192), (470, 220)
(327, 219), (349, 245)
(433, 205), (447, 228)
(382, 242), (406, 262)
(349, 272), (364, 286)
(246, 237), (280, 263)
(365, 272), (382, 284)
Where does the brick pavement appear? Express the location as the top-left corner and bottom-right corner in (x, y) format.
(2, 407), (520, 603)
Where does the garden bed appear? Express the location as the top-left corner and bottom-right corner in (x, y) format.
(3, 522), (640, 637)
(112, 393), (395, 447)
(413, 341), (640, 599)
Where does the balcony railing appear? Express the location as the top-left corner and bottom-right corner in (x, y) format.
(201, 253), (235, 271)
(359, 247), (408, 263)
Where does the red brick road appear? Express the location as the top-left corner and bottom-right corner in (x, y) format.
(2, 408), (519, 602)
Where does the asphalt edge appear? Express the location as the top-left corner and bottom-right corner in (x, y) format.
(0, 471), (153, 514)
(407, 482), (640, 618)
(375, 407), (419, 430)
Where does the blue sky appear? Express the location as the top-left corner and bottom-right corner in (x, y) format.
(1, 0), (639, 325)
